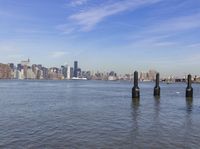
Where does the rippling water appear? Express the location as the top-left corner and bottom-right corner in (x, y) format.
(0, 80), (200, 149)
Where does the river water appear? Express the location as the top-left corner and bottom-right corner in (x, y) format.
(0, 80), (200, 149)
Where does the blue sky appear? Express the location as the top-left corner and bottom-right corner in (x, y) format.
(0, 0), (200, 76)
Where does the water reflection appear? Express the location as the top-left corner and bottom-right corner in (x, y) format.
(153, 96), (161, 144)
(131, 98), (140, 123)
(132, 98), (140, 110)
(154, 96), (160, 108)
(186, 97), (193, 114)
(154, 96), (160, 119)
(131, 99), (140, 148)
(183, 97), (193, 148)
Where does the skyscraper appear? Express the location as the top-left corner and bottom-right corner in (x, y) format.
(70, 67), (74, 78)
(74, 61), (78, 78)
(67, 65), (71, 79)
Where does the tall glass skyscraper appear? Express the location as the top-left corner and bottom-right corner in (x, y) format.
(74, 61), (78, 77)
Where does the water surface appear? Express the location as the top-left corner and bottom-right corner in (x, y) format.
(0, 80), (200, 149)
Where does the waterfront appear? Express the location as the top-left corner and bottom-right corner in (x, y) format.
(0, 80), (200, 149)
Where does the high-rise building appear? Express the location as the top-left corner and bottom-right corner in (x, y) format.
(32, 64), (37, 74)
(9, 63), (15, 70)
(67, 65), (71, 79)
(0, 63), (12, 79)
(61, 65), (68, 78)
(70, 67), (74, 78)
(74, 61), (78, 77)
(16, 70), (24, 80)
(77, 68), (81, 77)
(27, 68), (36, 79)
(42, 67), (48, 79)
(23, 65), (28, 79)
(17, 64), (22, 71)
(82, 71), (91, 80)
(36, 70), (41, 79)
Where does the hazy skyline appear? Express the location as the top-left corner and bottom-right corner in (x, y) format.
(0, 0), (200, 76)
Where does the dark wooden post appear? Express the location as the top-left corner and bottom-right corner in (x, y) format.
(186, 74), (193, 98)
(132, 71), (140, 99)
(154, 73), (160, 97)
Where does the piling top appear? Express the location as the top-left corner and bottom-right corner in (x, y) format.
(134, 71), (139, 87)
(155, 73), (160, 87)
(156, 73), (160, 78)
(187, 74), (192, 88)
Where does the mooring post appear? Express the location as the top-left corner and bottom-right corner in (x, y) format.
(154, 73), (160, 97)
(186, 74), (193, 98)
(132, 71), (140, 99)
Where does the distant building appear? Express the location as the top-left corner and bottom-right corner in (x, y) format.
(121, 74), (131, 80)
(148, 69), (157, 81)
(32, 64), (37, 74)
(0, 63), (12, 79)
(42, 67), (48, 79)
(70, 67), (74, 78)
(48, 67), (60, 80)
(140, 72), (148, 81)
(23, 65), (28, 79)
(37, 64), (42, 70)
(139, 70), (157, 81)
(16, 70), (24, 80)
(27, 68), (36, 79)
(108, 71), (117, 81)
(21, 58), (30, 66)
(17, 64), (22, 71)
(9, 63), (15, 70)
(82, 71), (91, 80)
(74, 61), (78, 77)
(77, 68), (81, 77)
(67, 65), (71, 79)
(61, 65), (67, 78)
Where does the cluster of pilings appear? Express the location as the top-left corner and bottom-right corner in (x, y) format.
(132, 71), (193, 99)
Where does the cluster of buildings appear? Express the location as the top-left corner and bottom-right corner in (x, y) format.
(1, 59), (199, 82)
(0, 59), (158, 81)
(139, 70), (158, 81)
(0, 59), (86, 80)
(0, 59), (121, 80)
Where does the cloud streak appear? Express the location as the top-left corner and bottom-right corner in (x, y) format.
(49, 51), (68, 58)
(69, 0), (161, 31)
(56, 24), (75, 34)
(127, 12), (200, 50)
(69, 0), (88, 6)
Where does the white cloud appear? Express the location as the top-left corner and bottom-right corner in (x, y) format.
(69, 0), (88, 6)
(128, 34), (177, 50)
(50, 51), (68, 58)
(127, 13), (200, 50)
(69, 0), (161, 31)
(56, 24), (75, 34)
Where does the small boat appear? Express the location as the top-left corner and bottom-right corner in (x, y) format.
(71, 77), (87, 80)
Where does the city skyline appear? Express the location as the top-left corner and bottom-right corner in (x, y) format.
(0, 58), (198, 79)
(2, 58), (193, 82)
(0, 0), (200, 76)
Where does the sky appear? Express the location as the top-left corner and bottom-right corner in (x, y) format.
(0, 0), (200, 76)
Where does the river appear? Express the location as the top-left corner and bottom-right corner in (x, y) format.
(0, 80), (199, 149)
